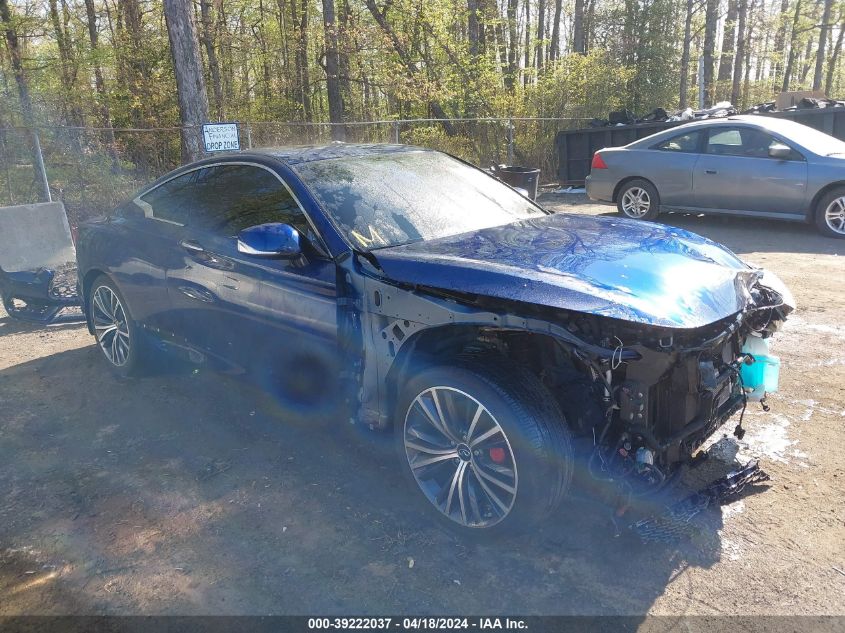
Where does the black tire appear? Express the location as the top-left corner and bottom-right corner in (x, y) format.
(814, 187), (845, 239)
(616, 178), (660, 221)
(394, 357), (573, 536)
(87, 274), (147, 377)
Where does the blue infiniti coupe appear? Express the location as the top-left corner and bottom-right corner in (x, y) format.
(77, 144), (793, 534)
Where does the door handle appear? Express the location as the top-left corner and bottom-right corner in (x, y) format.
(180, 239), (205, 253)
(705, 169), (718, 174)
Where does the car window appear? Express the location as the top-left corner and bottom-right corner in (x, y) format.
(189, 165), (312, 238)
(654, 130), (701, 153)
(138, 170), (199, 225)
(706, 126), (802, 159)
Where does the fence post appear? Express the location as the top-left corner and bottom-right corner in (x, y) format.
(392, 121), (400, 144)
(32, 130), (51, 202)
(245, 123), (253, 149)
(506, 119), (515, 166)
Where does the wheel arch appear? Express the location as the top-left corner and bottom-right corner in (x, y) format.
(80, 268), (112, 335)
(807, 181), (845, 221)
(612, 175), (658, 203)
(383, 324), (576, 431)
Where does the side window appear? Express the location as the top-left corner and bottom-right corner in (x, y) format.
(706, 127), (802, 159)
(654, 130), (701, 153)
(190, 165), (313, 237)
(138, 171), (199, 224)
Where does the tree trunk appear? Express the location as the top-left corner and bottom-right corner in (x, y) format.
(549, 0), (562, 61)
(523, 0), (530, 86)
(199, 0), (224, 120)
(783, 0), (802, 91)
(83, 0), (118, 161)
(825, 17), (843, 95)
(573, 0), (585, 53)
(772, 0), (789, 89)
(534, 0), (544, 72)
(702, 0), (718, 106)
(0, 0), (51, 201)
(731, 0), (748, 105)
(718, 0), (737, 84)
(679, 0), (693, 108)
(813, 0), (834, 90)
(321, 0), (345, 140)
(163, 0), (210, 163)
(504, 0), (518, 90)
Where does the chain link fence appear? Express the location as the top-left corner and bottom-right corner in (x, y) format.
(0, 117), (589, 226)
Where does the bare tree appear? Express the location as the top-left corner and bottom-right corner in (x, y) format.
(783, 0), (803, 91)
(83, 0), (118, 160)
(549, 0), (562, 61)
(321, 0), (345, 140)
(679, 0), (694, 108)
(163, 0), (210, 163)
(718, 0), (738, 85)
(731, 0), (748, 105)
(199, 0), (225, 120)
(573, 0), (585, 53)
(702, 0), (718, 105)
(825, 17), (844, 95)
(813, 0), (834, 90)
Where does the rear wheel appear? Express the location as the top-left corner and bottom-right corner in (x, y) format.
(395, 358), (572, 535)
(617, 179), (660, 221)
(815, 187), (845, 238)
(88, 275), (145, 376)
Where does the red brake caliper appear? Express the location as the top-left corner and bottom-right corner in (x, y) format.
(489, 447), (506, 464)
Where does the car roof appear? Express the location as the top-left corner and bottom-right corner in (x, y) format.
(221, 143), (425, 165)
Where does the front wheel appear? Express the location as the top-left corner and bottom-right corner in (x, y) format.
(394, 359), (573, 535)
(617, 179), (660, 221)
(815, 187), (845, 238)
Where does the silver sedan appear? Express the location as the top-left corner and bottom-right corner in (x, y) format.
(586, 115), (845, 238)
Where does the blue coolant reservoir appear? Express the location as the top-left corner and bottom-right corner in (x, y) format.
(741, 335), (780, 398)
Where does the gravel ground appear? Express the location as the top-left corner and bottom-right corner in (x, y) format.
(0, 197), (843, 617)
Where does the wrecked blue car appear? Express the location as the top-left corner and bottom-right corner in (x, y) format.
(76, 145), (793, 534)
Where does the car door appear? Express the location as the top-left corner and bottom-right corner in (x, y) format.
(692, 125), (808, 215)
(644, 129), (703, 208)
(165, 162), (339, 382)
(116, 170), (199, 331)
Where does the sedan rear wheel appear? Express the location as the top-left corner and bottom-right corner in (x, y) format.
(395, 358), (573, 535)
(617, 179), (660, 221)
(816, 188), (845, 238)
(89, 275), (145, 376)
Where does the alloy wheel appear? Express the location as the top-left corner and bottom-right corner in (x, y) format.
(403, 386), (518, 528)
(621, 187), (651, 218)
(824, 196), (845, 235)
(91, 285), (131, 366)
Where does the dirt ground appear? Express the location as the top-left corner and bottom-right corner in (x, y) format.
(1, 196), (844, 618)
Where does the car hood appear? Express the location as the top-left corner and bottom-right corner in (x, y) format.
(372, 213), (761, 329)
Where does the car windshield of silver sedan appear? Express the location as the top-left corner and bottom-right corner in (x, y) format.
(294, 150), (546, 251)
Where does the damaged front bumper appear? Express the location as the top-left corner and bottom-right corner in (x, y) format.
(0, 263), (84, 324)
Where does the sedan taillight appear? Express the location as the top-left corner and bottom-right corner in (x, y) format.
(591, 152), (608, 170)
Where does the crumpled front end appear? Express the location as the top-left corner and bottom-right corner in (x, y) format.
(574, 270), (794, 488)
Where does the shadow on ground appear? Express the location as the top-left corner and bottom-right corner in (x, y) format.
(0, 342), (762, 616)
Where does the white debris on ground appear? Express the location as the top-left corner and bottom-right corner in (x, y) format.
(550, 186), (586, 194)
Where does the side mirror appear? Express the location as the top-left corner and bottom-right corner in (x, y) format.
(769, 143), (791, 159)
(237, 223), (302, 258)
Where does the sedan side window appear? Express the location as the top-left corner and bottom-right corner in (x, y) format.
(190, 164), (315, 239)
(138, 171), (199, 225)
(706, 127), (802, 160)
(654, 130), (701, 153)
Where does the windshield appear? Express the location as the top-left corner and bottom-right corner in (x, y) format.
(294, 150), (546, 251)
